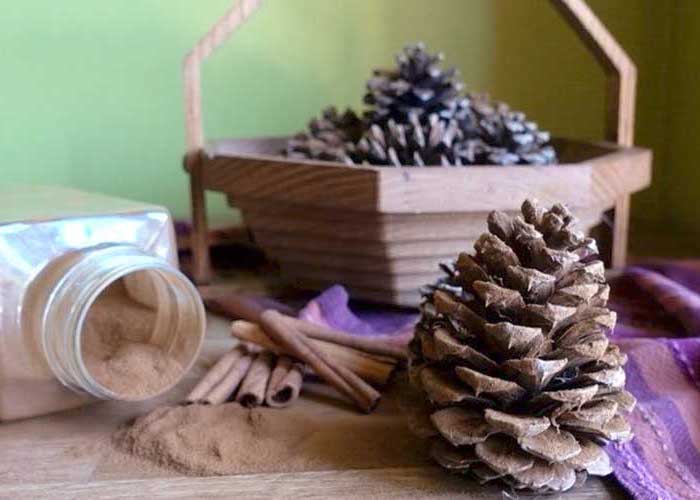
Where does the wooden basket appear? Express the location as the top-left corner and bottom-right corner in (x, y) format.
(183, 0), (652, 306)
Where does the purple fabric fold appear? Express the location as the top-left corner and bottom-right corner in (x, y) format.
(298, 285), (417, 346)
(608, 262), (700, 499)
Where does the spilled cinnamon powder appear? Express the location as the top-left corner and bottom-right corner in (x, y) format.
(81, 281), (184, 399)
(110, 384), (429, 476)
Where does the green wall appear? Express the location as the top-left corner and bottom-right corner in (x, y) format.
(664, 3), (700, 236)
(0, 0), (690, 245)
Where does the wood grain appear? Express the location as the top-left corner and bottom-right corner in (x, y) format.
(188, 154), (212, 284)
(0, 468), (626, 499)
(0, 313), (625, 499)
(280, 264), (440, 292)
(237, 202), (604, 238)
(195, 138), (649, 214)
(252, 230), (475, 259)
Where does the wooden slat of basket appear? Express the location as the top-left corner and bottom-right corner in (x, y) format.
(278, 264), (440, 291)
(252, 231), (474, 259)
(233, 199), (486, 223)
(202, 154), (381, 209)
(232, 198), (488, 225)
(198, 156), (594, 214)
(246, 206), (604, 299)
(265, 250), (451, 275)
(249, 202), (604, 258)
(240, 211), (486, 242)
(198, 139), (649, 214)
(231, 196), (611, 228)
(588, 149), (652, 207)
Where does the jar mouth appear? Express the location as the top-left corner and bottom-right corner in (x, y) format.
(41, 245), (205, 401)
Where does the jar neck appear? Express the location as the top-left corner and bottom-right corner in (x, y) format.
(38, 244), (205, 400)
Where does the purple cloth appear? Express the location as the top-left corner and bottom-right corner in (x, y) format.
(298, 285), (417, 346)
(607, 263), (700, 499)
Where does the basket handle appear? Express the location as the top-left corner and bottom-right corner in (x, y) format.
(551, 0), (636, 147)
(183, 0), (263, 166)
(551, 0), (636, 268)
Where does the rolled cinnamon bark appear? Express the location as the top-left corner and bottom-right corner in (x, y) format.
(202, 351), (255, 405)
(259, 310), (381, 413)
(235, 351), (275, 408)
(184, 347), (244, 404)
(231, 320), (397, 386)
(265, 356), (304, 408)
(202, 292), (295, 323)
(203, 292), (407, 361)
(283, 316), (408, 361)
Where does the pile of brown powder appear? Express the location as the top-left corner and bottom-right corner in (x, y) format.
(110, 389), (429, 476)
(82, 281), (184, 399)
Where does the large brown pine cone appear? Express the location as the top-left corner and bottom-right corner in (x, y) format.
(409, 200), (634, 493)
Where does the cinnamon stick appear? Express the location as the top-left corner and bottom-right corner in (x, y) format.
(185, 347), (244, 404)
(259, 310), (380, 413)
(235, 352), (275, 408)
(265, 356), (304, 408)
(202, 351), (255, 405)
(231, 320), (396, 386)
(283, 316), (408, 361)
(202, 292), (407, 361)
(202, 292), (295, 322)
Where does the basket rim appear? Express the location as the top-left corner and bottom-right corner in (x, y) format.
(197, 135), (650, 173)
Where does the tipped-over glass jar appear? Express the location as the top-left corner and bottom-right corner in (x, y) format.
(0, 186), (205, 421)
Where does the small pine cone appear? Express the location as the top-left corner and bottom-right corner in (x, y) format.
(285, 107), (362, 164)
(363, 42), (469, 127)
(471, 95), (557, 166)
(409, 199), (634, 494)
(348, 112), (478, 167)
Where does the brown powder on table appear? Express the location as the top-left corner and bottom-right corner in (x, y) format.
(110, 388), (429, 476)
(81, 281), (184, 400)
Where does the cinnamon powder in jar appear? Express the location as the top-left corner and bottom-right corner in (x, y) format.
(81, 280), (184, 400)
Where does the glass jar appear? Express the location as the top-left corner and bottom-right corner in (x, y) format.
(0, 186), (206, 421)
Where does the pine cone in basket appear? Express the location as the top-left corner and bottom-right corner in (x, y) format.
(285, 43), (558, 166)
(409, 199), (634, 493)
(363, 42), (471, 127)
(285, 107), (363, 164)
(471, 95), (557, 166)
(346, 113), (489, 167)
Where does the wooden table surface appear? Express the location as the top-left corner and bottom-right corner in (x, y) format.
(0, 313), (628, 499)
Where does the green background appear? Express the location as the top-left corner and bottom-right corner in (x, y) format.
(0, 1), (694, 250)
